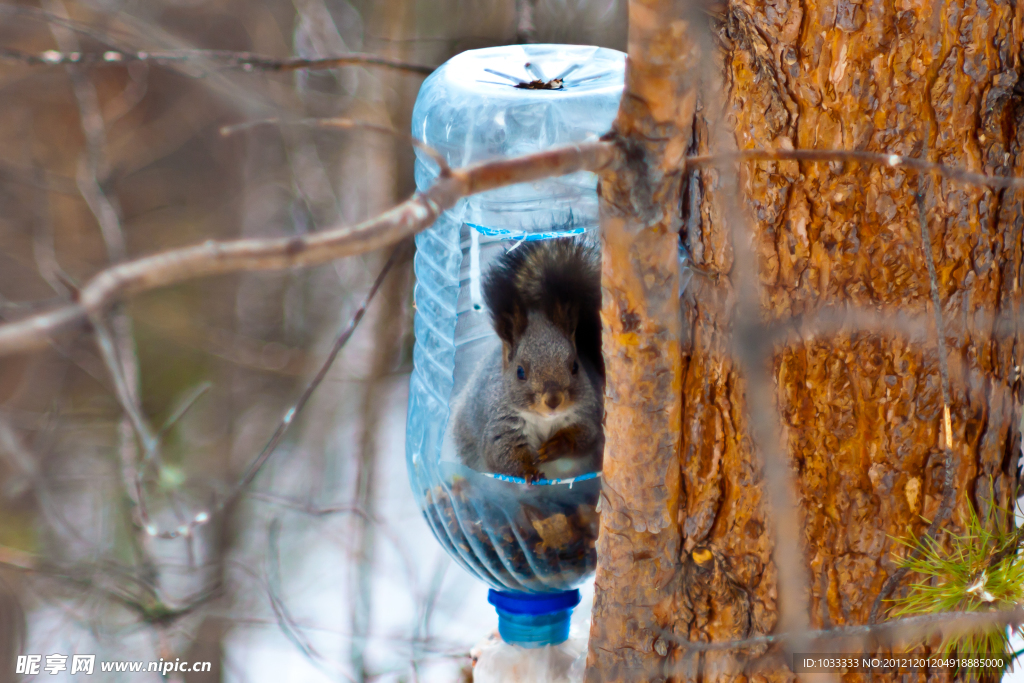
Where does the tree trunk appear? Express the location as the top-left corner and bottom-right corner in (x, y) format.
(585, 0), (695, 679)
(588, 0), (1024, 680)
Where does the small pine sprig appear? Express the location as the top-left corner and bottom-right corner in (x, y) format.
(890, 499), (1024, 681)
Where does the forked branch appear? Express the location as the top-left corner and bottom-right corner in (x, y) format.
(0, 141), (615, 356)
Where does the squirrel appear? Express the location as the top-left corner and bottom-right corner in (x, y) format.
(452, 237), (605, 482)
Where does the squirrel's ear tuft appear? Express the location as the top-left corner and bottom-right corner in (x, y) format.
(493, 301), (528, 347)
(550, 301), (579, 339)
(483, 244), (531, 343)
(482, 237), (601, 371)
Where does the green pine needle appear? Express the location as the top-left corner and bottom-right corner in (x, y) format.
(890, 498), (1024, 681)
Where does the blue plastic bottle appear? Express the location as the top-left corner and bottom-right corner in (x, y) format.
(406, 44), (624, 646)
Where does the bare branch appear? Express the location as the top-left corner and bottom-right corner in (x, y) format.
(687, 148), (1024, 191)
(247, 492), (371, 520)
(515, 0), (539, 43)
(0, 141), (615, 357)
(0, 45), (436, 76)
(659, 606), (1024, 654)
(42, 0), (126, 262)
(700, 78), (812, 654)
(0, 4), (435, 76)
(90, 314), (157, 456)
(266, 519), (356, 681)
(235, 243), (406, 492)
(0, 544), (34, 571)
(40, 1), (165, 577)
(0, 543), (220, 625)
(869, 173), (959, 623)
(137, 240), (400, 540)
(198, 50), (436, 76)
(221, 117), (451, 175)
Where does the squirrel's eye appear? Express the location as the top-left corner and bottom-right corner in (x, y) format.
(516, 366), (526, 380)
(571, 360), (579, 375)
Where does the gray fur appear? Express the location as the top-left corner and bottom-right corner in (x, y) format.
(454, 311), (603, 481)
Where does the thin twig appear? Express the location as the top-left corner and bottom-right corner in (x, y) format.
(0, 542), (220, 624)
(89, 313), (158, 456)
(92, 312), (163, 548)
(42, 0), (126, 262)
(220, 117), (450, 175)
(658, 606), (1024, 653)
(158, 381), (213, 435)
(247, 492), (372, 520)
(0, 544), (34, 571)
(412, 556), (450, 673)
(0, 1), (435, 76)
(235, 243), (404, 490)
(515, 0), (539, 43)
(694, 34), (813, 657)
(266, 519), (355, 680)
(0, 140), (615, 357)
(199, 50), (436, 75)
(0, 46), (436, 76)
(43, 1), (165, 571)
(27, 133), (71, 298)
(138, 242), (404, 540)
(0, 5), (123, 50)
(687, 148), (1024, 190)
(869, 174), (959, 623)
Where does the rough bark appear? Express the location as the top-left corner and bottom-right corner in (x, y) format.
(585, 1), (697, 679)
(590, 0), (1024, 681)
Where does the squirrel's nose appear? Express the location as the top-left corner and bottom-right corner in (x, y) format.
(544, 393), (562, 410)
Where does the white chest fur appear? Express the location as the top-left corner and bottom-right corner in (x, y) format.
(518, 407), (579, 450)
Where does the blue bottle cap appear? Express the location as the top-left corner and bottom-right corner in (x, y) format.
(488, 589), (582, 614)
(487, 589), (582, 648)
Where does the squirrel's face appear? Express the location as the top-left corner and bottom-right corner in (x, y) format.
(502, 311), (581, 416)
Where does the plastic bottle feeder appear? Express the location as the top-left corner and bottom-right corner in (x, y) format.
(406, 44), (625, 648)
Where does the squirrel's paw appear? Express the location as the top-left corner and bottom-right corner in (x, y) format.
(536, 441), (558, 462)
(502, 444), (543, 483)
(537, 429), (579, 462)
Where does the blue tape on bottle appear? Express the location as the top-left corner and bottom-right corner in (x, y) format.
(480, 471), (601, 487)
(466, 222), (587, 241)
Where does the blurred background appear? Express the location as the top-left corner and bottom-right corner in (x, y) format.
(0, 0), (624, 680)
